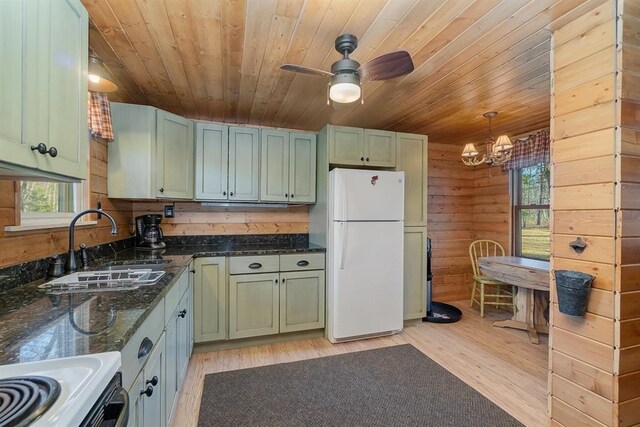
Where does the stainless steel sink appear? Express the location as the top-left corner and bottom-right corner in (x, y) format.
(39, 268), (166, 294)
(104, 262), (171, 272)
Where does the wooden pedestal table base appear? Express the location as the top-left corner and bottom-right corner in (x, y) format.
(478, 256), (550, 345)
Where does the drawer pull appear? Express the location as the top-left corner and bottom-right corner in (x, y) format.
(296, 260), (309, 267)
(248, 262), (262, 269)
(179, 309), (187, 318)
(138, 337), (153, 359)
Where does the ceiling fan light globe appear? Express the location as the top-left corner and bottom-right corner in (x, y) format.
(330, 82), (361, 103)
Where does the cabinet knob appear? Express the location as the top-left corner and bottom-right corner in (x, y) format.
(291, 194), (294, 199)
(190, 269), (196, 274)
(31, 143), (57, 157)
(146, 376), (158, 386)
(223, 191), (227, 196)
(230, 191), (234, 196)
(179, 309), (187, 318)
(285, 193), (288, 197)
(360, 157), (364, 161)
(159, 188), (164, 193)
(366, 157), (369, 162)
(140, 385), (154, 397)
(282, 278), (285, 283)
(275, 279), (278, 284)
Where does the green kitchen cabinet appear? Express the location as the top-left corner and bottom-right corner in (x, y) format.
(228, 126), (260, 201)
(195, 123), (229, 200)
(280, 270), (325, 333)
(260, 130), (316, 203)
(0, 0), (88, 180)
(165, 271), (193, 426)
(364, 129), (396, 167)
(327, 125), (396, 168)
(108, 103), (194, 199)
(288, 132), (317, 203)
(228, 272), (280, 339)
(396, 132), (428, 226)
(130, 333), (166, 427)
(156, 110), (194, 199)
(193, 257), (227, 343)
(329, 126), (364, 166)
(260, 130), (290, 202)
(403, 227), (427, 320)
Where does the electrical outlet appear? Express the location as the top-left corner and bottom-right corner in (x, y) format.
(164, 205), (175, 218)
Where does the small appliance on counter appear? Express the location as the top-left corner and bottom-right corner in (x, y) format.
(135, 214), (166, 250)
(0, 352), (127, 426)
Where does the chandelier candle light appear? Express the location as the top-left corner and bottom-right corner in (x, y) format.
(461, 111), (513, 167)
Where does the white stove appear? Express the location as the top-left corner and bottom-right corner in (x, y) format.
(0, 352), (123, 426)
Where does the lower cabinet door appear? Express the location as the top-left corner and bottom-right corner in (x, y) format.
(403, 227), (427, 320)
(129, 370), (146, 427)
(229, 273), (279, 339)
(142, 333), (165, 427)
(280, 270), (325, 333)
(194, 257), (227, 343)
(164, 313), (179, 425)
(177, 288), (191, 381)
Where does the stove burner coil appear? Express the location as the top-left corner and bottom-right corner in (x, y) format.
(0, 376), (60, 427)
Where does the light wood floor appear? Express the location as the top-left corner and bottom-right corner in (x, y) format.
(172, 301), (549, 427)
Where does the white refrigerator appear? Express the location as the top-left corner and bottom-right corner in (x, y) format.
(327, 168), (404, 343)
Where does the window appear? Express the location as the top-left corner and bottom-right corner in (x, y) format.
(17, 181), (87, 228)
(512, 162), (550, 260)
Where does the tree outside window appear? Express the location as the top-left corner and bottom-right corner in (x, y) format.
(513, 162), (550, 260)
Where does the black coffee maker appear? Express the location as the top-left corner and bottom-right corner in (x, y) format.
(135, 214), (166, 250)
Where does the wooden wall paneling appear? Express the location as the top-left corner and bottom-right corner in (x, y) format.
(552, 350), (615, 400)
(132, 202), (309, 236)
(551, 397), (608, 427)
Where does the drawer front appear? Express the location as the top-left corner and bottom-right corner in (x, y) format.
(120, 301), (166, 391)
(229, 255), (279, 274)
(279, 253), (325, 271)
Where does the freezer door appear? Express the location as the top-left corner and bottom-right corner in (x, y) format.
(328, 221), (403, 341)
(330, 169), (404, 221)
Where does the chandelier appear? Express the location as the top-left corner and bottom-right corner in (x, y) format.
(461, 112), (513, 166)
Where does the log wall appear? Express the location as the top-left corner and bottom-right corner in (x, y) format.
(550, 1), (640, 425)
(0, 138), (133, 268)
(131, 202), (309, 235)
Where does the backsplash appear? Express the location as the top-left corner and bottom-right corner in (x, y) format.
(0, 237), (134, 292)
(163, 233), (309, 246)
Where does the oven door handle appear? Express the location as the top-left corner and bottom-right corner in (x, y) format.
(113, 387), (129, 427)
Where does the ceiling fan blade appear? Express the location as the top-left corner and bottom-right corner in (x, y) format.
(358, 51), (414, 81)
(280, 64), (334, 77)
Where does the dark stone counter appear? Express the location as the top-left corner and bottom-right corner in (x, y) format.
(0, 235), (324, 365)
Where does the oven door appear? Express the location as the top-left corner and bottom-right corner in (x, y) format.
(81, 372), (129, 427)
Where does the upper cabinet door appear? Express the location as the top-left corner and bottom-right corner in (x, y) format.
(329, 126), (364, 166)
(396, 133), (427, 226)
(260, 130), (290, 202)
(289, 132), (316, 203)
(26, 0), (88, 179)
(195, 123), (229, 200)
(0, 1), (37, 170)
(364, 129), (396, 167)
(229, 127), (260, 201)
(156, 109), (194, 199)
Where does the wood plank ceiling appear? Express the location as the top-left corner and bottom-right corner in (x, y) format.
(83, 0), (608, 144)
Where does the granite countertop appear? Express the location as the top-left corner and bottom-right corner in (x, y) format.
(0, 240), (325, 365)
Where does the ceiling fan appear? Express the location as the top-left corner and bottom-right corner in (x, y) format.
(280, 34), (414, 105)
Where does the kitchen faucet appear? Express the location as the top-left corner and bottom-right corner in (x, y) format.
(65, 209), (118, 273)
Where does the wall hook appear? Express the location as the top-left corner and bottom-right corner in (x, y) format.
(569, 237), (587, 253)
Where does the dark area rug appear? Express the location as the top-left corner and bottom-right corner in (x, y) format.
(198, 344), (523, 426)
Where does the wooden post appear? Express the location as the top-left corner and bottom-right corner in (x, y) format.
(550, 1), (640, 425)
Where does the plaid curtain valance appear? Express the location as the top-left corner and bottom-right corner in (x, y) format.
(502, 129), (550, 170)
(88, 92), (114, 141)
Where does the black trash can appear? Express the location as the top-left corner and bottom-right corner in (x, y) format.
(554, 270), (594, 317)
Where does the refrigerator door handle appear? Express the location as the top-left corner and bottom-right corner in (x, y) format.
(340, 222), (348, 269)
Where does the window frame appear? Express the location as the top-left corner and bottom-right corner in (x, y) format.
(510, 163), (551, 260)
